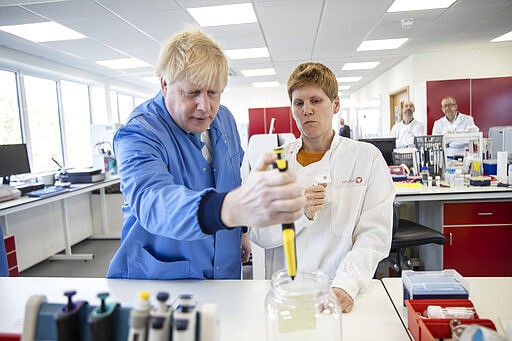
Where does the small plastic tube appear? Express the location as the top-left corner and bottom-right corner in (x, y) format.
(426, 305), (475, 319)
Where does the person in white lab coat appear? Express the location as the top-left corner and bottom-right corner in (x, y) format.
(250, 62), (395, 313)
(432, 96), (479, 135)
(390, 100), (424, 148)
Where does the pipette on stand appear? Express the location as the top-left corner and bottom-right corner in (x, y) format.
(273, 148), (297, 280)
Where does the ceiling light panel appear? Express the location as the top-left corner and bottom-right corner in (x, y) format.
(225, 47), (269, 59)
(241, 68), (276, 77)
(0, 22), (85, 42)
(187, 3), (257, 27)
(491, 30), (512, 42)
(387, 0), (457, 12)
(342, 62), (380, 71)
(97, 58), (150, 69)
(337, 76), (362, 83)
(252, 81), (279, 88)
(357, 38), (408, 51)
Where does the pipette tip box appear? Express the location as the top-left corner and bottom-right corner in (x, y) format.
(402, 269), (469, 304)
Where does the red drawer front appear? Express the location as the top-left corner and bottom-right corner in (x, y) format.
(0, 333), (21, 341)
(6, 251), (17, 269)
(4, 235), (15, 252)
(444, 202), (512, 225)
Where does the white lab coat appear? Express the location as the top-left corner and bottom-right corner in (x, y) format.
(432, 112), (479, 135)
(390, 119), (425, 148)
(250, 134), (395, 300)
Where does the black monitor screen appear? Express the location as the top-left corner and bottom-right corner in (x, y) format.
(358, 138), (396, 165)
(0, 144), (31, 182)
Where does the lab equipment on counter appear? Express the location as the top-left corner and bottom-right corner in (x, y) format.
(127, 291), (151, 341)
(402, 269), (469, 304)
(273, 148), (297, 280)
(20, 290), (219, 341)
(414, 135), (444, 178)
(405, 299), (497, 341)
(489, 125), (512, 159)
(25, 185), (69, 198)
(265, 270), (342, 341)
(0, 184), (21, 202)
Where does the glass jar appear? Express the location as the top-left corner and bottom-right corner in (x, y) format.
(265, 270), (342, 341)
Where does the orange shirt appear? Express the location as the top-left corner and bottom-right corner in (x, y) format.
(297, 149), (326, 167)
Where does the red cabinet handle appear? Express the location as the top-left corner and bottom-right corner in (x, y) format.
(476, 212), (493, 216)
(449, 232), (453, 246)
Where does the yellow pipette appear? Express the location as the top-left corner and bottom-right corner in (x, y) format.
(273, 148), (297, 280)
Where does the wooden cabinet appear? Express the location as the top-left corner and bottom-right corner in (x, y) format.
(442, 201), (512, 276)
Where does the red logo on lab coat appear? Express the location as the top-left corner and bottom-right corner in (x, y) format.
(355, 177), (362, 183)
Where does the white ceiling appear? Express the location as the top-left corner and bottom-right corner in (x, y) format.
(0, 0), (511, 95)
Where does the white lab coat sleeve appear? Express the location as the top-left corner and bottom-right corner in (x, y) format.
(331, 155), (395, 299)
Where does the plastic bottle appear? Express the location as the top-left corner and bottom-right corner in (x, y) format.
(426, 305), (475, 319)
(454, 169), (464, 188)
(128, 291), (151, 341)
(420, 166), (429, 184)
(445, 169), (456, 187)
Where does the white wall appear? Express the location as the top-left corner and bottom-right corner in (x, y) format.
(222, 83), (290, 124)
(350, 45), (512, 136)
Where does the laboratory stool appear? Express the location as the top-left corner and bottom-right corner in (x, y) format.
(388, 207), (446, 276)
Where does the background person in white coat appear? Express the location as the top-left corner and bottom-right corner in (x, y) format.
(390, 100), (424, 148)
(432, 96), (479, 135)
(250, 62), (395, 313)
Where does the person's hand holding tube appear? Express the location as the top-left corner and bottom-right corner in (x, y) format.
(221, 152), (306, 228)
(304, 183), (327, 220)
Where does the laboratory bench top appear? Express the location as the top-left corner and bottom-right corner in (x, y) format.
(382, 277), (512, 339)
(0, 277), (410, 341)
(0, 177), (120, 216)
(395, 184), (512, 202)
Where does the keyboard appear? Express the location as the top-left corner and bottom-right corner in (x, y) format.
(26, 186), (69, 198)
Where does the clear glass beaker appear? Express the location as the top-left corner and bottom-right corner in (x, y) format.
(265, 269), (342, 341)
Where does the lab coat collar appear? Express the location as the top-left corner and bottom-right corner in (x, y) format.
(289, 130), (342, 164)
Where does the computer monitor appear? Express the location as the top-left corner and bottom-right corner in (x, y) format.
(358, 137), (396, 165)
(0, 144), (31, 184)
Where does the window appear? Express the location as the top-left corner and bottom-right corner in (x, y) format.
(117, 93), (135, 124)
(61, 80), (93, 168)
(24, 75), (62, 172)
(0, 70), (22, 144)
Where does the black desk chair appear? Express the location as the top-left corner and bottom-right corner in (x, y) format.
(389, 206), (446, 276)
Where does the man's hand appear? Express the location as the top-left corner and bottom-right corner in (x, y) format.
(240, 232), (251, 263)
(304, 183), (327, 220)
(332, 287), (354, 313)
(221, 152), (306, 228)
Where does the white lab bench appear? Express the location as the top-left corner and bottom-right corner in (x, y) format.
(0, 178), (121, 271)
(0, 277), (410, 340)
(382, 277), (512, 339)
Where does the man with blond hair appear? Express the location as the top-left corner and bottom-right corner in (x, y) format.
(108, 29), (305, 280)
